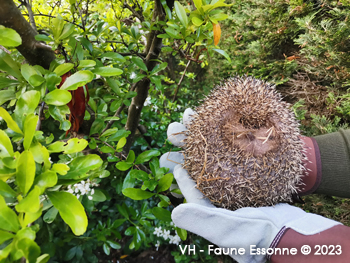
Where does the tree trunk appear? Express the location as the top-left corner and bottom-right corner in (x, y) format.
(0, 0), (56, 69)
(124, 0), (174, 153)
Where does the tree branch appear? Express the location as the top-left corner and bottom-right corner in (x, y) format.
(0, 0), (56, 69)
(172, 59), (191, 102)
(19, 0), (38, 33)
(123, 0), (173, 153)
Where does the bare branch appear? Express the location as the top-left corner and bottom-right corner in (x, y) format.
(172, 59), (191, 102)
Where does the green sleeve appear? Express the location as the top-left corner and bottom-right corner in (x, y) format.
(313, 129), (350, 197)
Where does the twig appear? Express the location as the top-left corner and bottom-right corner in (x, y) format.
(124, 2), (144, 22)
(172, 59), (191, 102)
(23, 13), (85, 30)
(36, 102), (45, 131)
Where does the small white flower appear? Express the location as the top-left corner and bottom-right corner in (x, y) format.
(75, 188), (80, 193)
(88, 196), (93, 200)
(144, 97), (151, 106)
(169, 234), (181, 245)
(162, 229), (171, 240)
(67, 189), (74, 194)
(80, 188), (88, 195)
(76, 194), (80, 199)
(153, 227), (163, 237)
(155, 240), (160, 251)
(130, 72), (136, 79)
(91, 189), (95, 195)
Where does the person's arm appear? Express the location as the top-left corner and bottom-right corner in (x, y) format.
(299, 129), (350, 197)
(271, 225), (350, 263)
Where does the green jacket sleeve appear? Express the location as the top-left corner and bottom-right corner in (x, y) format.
(314, 129), (350, 197)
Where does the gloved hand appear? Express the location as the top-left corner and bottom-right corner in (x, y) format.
(160, 108), (341, 263)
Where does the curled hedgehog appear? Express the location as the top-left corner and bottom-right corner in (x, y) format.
(182, 76), (307, 210)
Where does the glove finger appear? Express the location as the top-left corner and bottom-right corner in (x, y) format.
(183, 108), (196, 128)
(174, 165), (214, 207)
(171, 203), (269, 263)
(167, 122), (187, 147)
(159, 152), (184, 174)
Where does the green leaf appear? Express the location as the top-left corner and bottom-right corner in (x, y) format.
(23, 114), (39, 150)
(60, 70), (94, 90)
(43, 206), (59, 224)
(0, 195), (20, 232)
(157, 173), (174, 193)
(150, 62), (168, 75)
(90, 189), (106, 202)
(0, 129), (14, 158)
(16, 150), (35, 195)
(21, 64), (41, 86)
(175, 1), (189, 28)
(0, 107), (22, 134)
(0, 76), (19, 89)
(165, 28), (182, 39)
(176, 227), (187, 240)
(107, 240), (121, 249)
(160, 0), (172, 19)
(63, 154), (103, 179)
(35, 254), (50, 263)
(103, 243), (110, 255)
(63, 138), (88, 154)
(15, 186), (41, 213)
(52, 15), (65, 39)
(0, 50), (22, 80)
(44, 89), (72, 106)
(116, 137), (127, 150)
(53, 63), (74, 76)
(23, 207), (42, 227)
(192, 16), (204, 26)
(210, 12), (228, 21)
(14, 90), (40, 130)
(151, 207), (171, 221)
(212, 48), (231, 62)
(51, 163), (70, 175)
(0, 229), (14, 244)
(101, 127), (118, 137)
(16, 238), (40, 263)
(78, 60), (96, 69)
(35, 34), (52, 42)
(0, 180), (16, 198)
(122, 188), (155, 200)
(101, 52), (126, 62)
(47, 138), (88, 154)
(90, 118), (104, 135)
(0, 25), (22, 47)
(193, 0), (202, 10)
(0, 90), (15, 106)
(92, 67), (123, 76)
(34, 170), (58, 194)
(126, 150), (135, 163)
(135, 150), (160, 164)
(58, 23), (75, 40)
(115, 161), (133, 171)
(122, 170), (136, 190)
(47, 191), (88, 235)
(131, 57), (148, 72)
(130, 169), (148, 181)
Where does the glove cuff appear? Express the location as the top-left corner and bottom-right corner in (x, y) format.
(267, 226), (289, 261)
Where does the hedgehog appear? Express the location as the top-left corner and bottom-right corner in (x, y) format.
(183, 76), (306, 210)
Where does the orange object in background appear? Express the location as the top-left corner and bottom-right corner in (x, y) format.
(213, 23), (221, 46)
(58, 72), (89, 135)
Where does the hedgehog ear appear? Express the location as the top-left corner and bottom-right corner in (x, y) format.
(183, 108), (196, 128)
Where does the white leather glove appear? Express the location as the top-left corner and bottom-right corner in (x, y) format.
(160, 108), (341, 263)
